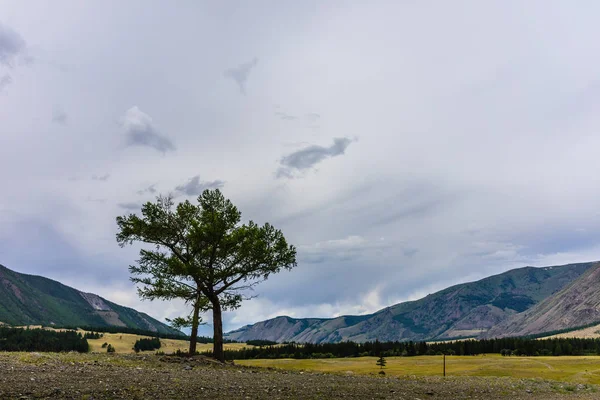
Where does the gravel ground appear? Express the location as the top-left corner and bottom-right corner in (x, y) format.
(0, 353), (598, 399)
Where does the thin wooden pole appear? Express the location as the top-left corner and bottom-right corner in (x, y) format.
(443, 354), (446, 377)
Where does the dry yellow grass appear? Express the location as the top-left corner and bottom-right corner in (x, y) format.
(238, 355), (600, 385)
(10, 325), (251, 354)
(86, 332), (252, 354)
(541, 324), (600, 340)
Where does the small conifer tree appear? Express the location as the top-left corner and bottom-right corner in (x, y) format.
(376, 354), (386, 369)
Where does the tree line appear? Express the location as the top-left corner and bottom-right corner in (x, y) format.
(200, 337), (600, 360)
(43, 324), (238, 344)
(48, 325), (186, 341)
(83, 331), (104, 339)
(0, 327), (89, 352)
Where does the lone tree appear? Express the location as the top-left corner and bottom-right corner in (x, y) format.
(116, 189), (297, 361)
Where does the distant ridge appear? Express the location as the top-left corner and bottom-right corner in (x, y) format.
(486, 262), (600, 338)
(225, 262), (596, 343)
(0, 264), (182, 335)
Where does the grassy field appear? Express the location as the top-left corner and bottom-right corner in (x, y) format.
(238, 354), (600, 385)
(86, 332), (252, 353)
(5, 353), (598, 399)
(12, 325), (252, 354)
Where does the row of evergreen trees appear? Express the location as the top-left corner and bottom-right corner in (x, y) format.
(83, 331), (104, 339)
(0, 327), (89, 352)
(49, 325), (186, 340)
(48, 324), (237, 344)
(201, 337), (600, 360)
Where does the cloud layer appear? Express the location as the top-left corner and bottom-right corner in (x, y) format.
(2, 3), (600, 336)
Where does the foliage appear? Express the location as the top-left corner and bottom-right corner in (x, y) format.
(376, 354), (386, 369)
(106, 344), (116, 353)
(246, 339), (278, 346)
(490, 293), (535, 312)
(54, 325), (185, 340)
(0, 326), (88, 352)
(116, 189), (297, 361)
(83, 331), (103, 339)
(201, 337), (600, 360)
(392, 314), (428, 334)
(133, 337), (161, 352)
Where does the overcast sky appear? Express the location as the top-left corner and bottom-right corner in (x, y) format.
(2, 1), (600, 335)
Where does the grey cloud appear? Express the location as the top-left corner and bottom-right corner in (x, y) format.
(137, 184), (157, 195)
(120, 106), (175, 153)
(277, 137), (353, 178)
(275, 111), (296, 121)
(0, 74), (11, 92)
(85, 197), (106, 203)
(118, 202), (142, 211)
(52, 108), (68, 125)
(224, 57), (258, 95)
(298, 236), (392, 264)
(91, 174), (110, 181)
(175, 175), (225, 196)
(372, 197), (446, 227)
(305, 113), (320, 122)
(0, 23), (26, 67)
(20, 54), (34, 66)
(403, 248), (419, 257)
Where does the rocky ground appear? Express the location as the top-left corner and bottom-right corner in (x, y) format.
(0, 352), (599, 399)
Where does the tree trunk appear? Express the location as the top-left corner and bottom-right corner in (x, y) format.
(212, 297), (224, 362)
(188, 299), (201, 355)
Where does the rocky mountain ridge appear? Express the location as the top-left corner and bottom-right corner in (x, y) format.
(225, 262), (597, 343)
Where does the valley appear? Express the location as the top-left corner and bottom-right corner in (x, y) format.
(4, 260), (600, 399)
(1, 352), (599, 399)
(239, 354), (600, 386)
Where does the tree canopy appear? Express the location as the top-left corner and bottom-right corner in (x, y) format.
(116, 188), (297, 360)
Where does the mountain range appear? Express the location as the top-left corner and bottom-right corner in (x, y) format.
(225, 261), (599, 343)
(0, 264), (180, 335)
(4, 260), (600, 343)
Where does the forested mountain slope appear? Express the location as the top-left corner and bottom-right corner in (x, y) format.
(0, 264), (181, 335)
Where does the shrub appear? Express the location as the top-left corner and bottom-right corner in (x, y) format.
(133, 338), (161, 352)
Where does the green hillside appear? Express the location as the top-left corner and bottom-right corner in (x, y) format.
(0, 264), (181, 336)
